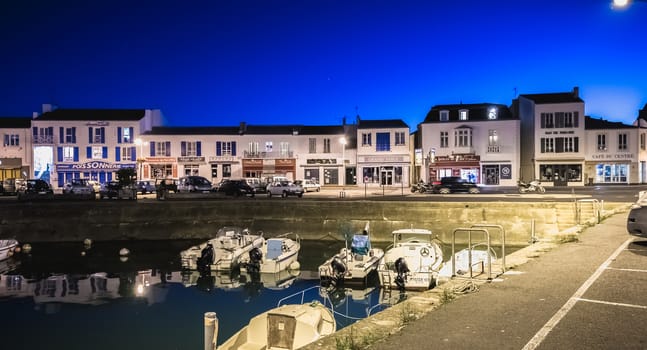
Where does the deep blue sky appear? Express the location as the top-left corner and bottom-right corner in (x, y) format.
(1, 0), (646, 128)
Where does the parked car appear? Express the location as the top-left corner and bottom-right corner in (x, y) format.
(136, 180), (157, 194)
(627, 190), (647, 237)
(177, 176), (213, 193)
(217, 179), (255, 197)
(99, 181), (121, 199)
(432, 176), (480, 194)
(295, 179), (320, 192)
(17, 179), (54, 200)
(266, 180), (304, 198)
(1, 178), (23, 195)
(62, 178), (96, 196)
(244, 177), (267, 193)
(155, 178), (178, 193)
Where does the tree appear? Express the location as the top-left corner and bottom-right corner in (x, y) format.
(116, 167), (137, 188)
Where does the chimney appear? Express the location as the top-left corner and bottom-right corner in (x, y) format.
(32, 112), (38, 119)
(572, 86), (579, 98)
(239, 122), (247, 135)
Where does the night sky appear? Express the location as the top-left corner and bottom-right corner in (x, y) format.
(1, 0), (646, 128)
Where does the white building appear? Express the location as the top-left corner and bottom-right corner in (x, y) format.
(356, 118), (411, 188)
(418, 103), (519, 186)
(0, 117), (32, 180)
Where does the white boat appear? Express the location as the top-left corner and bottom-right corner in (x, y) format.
(377, 228), (444, 291)
(318, 223), (384, 286)
(0, 239), (19, 262)
(213, 301), (336, 350)
(438, 243), (497, 283)
(180, 227), (265, 271)
(241, 233), (301, 274)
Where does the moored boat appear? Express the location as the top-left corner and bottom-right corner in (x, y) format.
(377, 228), (443, 291)
(318, 222), (384, 287)
(180, 227), (265, 272)
(0, 239), (19, 262)
(241, 233), (301, 274)
(212, 301), (336, 350)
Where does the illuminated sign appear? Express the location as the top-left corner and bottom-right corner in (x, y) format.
(56, 161), (135, 171)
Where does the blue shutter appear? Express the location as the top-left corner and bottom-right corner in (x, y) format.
(232, 142), (236, 156)
(57, 147), (63, 162)
(100, 128), (105, 143)
(115, 147), (121, 161)
(132, 147), (137, 160)
(73, 147), (79, 161)
(150, 142), (156, 156)
(48, 127), (53, 137)
(181, 141), (186, 156)
(59, 127), (64, 143)
(88, 127), (93, 143)
(117, 127), (122, 144)
(129, 127), (134, 142)
(87, 147), (92, 158)
(3, 134), (8, 146)
(197, 141), (202, 156)
(72, 127), (76, 143)
(165, 141), (171, 156)
(33, 127), (38, 138)
(102, 147), (108, 159)
(216, 141), (222, 156)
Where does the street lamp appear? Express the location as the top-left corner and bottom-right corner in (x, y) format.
(339, 137), (347, 188)
(134, 138), (148, 181)
(613, 0), (647, 8)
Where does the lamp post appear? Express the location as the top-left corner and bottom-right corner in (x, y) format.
(613, 0), (647, 8)
(339, 137), (347, 188)
(134, 138), (148, 181)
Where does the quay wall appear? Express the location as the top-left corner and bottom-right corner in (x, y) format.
(0, 200), (623, 244)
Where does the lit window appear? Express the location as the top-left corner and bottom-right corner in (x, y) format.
(488, 107), (497, 120)
(265, 141), (273, 152)
(459, 110), (468, 120)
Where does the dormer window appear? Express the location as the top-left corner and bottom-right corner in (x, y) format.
(488, 107), (498, 120)
(459, 109), (468, 121)
(440, 110), (449, 121)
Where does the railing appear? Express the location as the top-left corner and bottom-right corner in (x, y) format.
(576, 199), (602, 224)
(487, 145), (500, 153)
(450, 227), (494, 280)
(33, 135), (55, 144)
(243, 150), (293, 158)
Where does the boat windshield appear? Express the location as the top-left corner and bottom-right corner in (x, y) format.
(392, 230), (433, 245)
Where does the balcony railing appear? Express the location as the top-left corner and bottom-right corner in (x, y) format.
(243, 150), (293, 158)
(33, 135), (55, 144)
(487, 145), (500, 153)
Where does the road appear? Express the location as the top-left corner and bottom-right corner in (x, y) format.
(372, 212), (647, 350)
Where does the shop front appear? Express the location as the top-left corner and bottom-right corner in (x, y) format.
(211, 155), (240, 182)
(428, 153), (480, 183)
(481, 163), (513, 186)
(358, 155), (410, 187)
(538, 161), (584, 186)
(585, 152), (635, 185)
(56, 160), (136, 187)
(0, 157), (27, 181)
(302, 158), (338, 185)
(178, 156), (206, 177)
(146, 157), (178, 180)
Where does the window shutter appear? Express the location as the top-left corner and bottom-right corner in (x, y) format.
(129, 127), (134, 142)
(181, 141), (187, 156)
(197, 141), (202, 156)
(74, 147), (79, 161)
(117, 127), (122, 144)
(115, 147), (121, 161)
(59, 127), (64, 143)
(132, 147), (136, 160)
(87, 147), (92, 158)
(102, 147), (108, 158)
(57, 147), (63, 162)
(72, 127), (76, 143)
(574, 111), (579, 127)
(216, 141), (222, 156)
(232, 142), (236, 156)
(48, 127), (53, 137)
(165, 141), (171, 156)
(100, 128), (105, 143)
(574, 137), (579, 152)
(3, 134), (8, 146)
(540, 138), (546, 153)
(33, 127), (38, 138)
(555, 138), (564, 153)
(150, 142), (156, 156)
(88, 127), (93, 143)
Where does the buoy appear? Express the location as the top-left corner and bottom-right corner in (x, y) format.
(83, 238), (92, 248)
(22, 244), (32, 253)
(81, 251), (86, 256)
(120, 256), (129, 262)
(119, 248), (130, 256)
(289, 261), (301, 271)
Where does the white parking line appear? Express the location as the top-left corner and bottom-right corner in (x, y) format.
(575, 297), (647, 310)
(521, 238), (633, 350)
(606, 267), (647, 273)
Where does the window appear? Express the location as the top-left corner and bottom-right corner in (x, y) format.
(309, 138), (316, 153)
(156, 141), (169, 156)
(184, 164), (199, 176)
(618, 133), (628, 151)
(542, 137), (579, 153)
(597, 134), (607, 151)
(488, 107), (498, 120)
(121, 146), (134, 161)
(63, 146), (75, 162)
(454, 129), (471, 147)
(563, 137), (576, 152)
(216, 141), (235, 156)
(3, 134), (19, 146)
(459, 110), (468, 121)
(223, 164), (232, 177)
(265, 141), (273, 152)
(440, 110), (449, 121)
(89, 127), (105, 144)
(361, 133), (372, 146)
(279, 142), (290, 157)
(92, 146), (103, 159)
(541, 138), (554, 153)
(376, 132), (390, 152)
(65, 128), (76, 143)
(488, 130), (498, 146)
(181, 141), (200, 156)
(395, 132), (406, 146)
(122, 127), (132, 143)
(323, 138), (331, 153)
(440, 131), (449, 148)
(540, 113), (554, 128)
(641, 133), (646, 150)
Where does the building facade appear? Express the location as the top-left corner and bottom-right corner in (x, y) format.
(0, 117), (32, 180)
(356, 119), (411, 188)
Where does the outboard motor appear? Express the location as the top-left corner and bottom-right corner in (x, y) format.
(197, 243), (214, 273)
(330, 256), (347, 286)
(246, 247), (263, 272)
(394, 257), (410, 290)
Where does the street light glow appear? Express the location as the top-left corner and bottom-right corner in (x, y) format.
(613, 0), (629, 7)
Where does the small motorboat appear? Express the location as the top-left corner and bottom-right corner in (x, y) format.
(212, 301), (336, 350)
(377, 228), (444, 291)
(318, 223), (384, 287)
(180, 227), (265, 272)
(438, 243), (497, 283)
(241, 233), (301, 274)
(0, 239), (19, 262)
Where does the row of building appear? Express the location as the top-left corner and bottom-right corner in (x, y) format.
(1, 86), (647, 190)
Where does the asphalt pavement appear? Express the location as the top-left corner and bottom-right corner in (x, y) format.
(372, 210), (647, 350)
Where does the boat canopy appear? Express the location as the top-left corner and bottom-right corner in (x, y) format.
(351, 235), (370, 255)
(266, 238), (283, 260)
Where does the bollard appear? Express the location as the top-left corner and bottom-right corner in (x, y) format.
(204, 312), (218, 350)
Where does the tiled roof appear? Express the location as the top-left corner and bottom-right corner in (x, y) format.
(422, 103), (515, 123)
(0, 117), (32, 128)
(357, 119), (408, 129)
(145, 126), (239, 135)
(144, 124), (345, 136)
(518, 92), (583, 104)
(36, 108), (148, 121)
(585, 116), (635, 130)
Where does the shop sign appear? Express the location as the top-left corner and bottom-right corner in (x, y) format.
(146, 157), (176, 163)
(500, 164), (512, 179)
(178, 156), (205, 163)
(306, 158), (337, 165)
(209, 156), (237, 163)
(591, 153), (634, 160)
(56, 161), (135, 171)
(85, 121), (109, 126)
